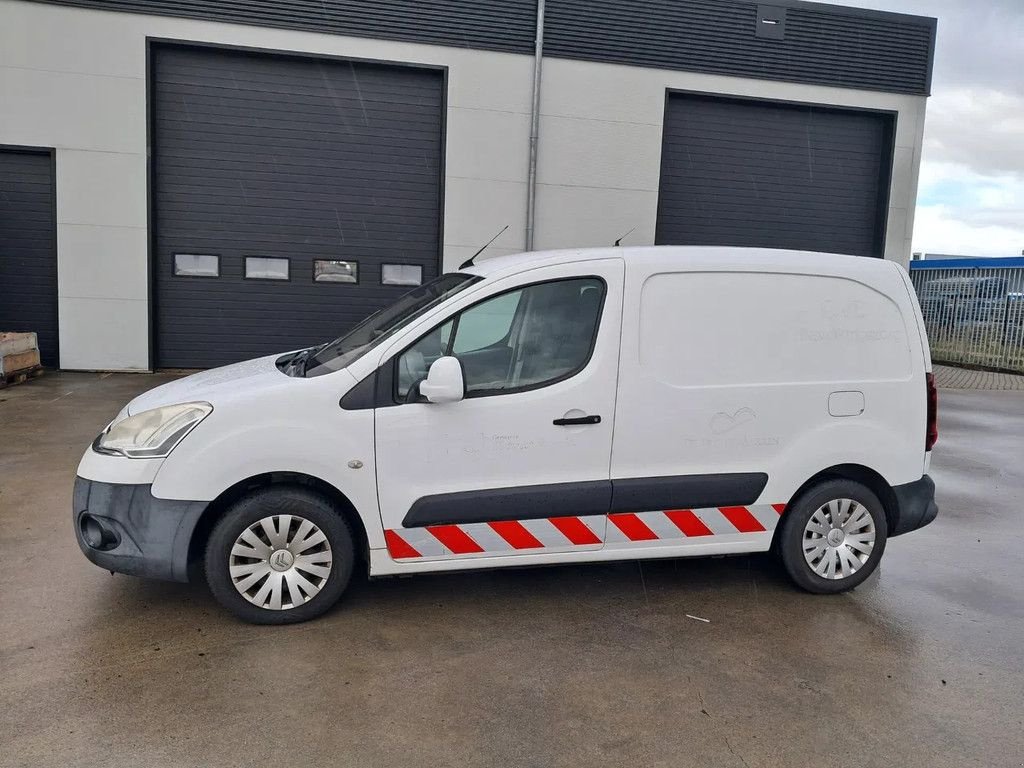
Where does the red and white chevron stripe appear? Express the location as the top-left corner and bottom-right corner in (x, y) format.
(385, 504), (785, 560)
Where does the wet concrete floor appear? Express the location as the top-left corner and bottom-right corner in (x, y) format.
(1, 372), (1022, 767)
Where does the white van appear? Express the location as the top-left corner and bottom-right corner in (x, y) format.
(74, 246), (938, 624)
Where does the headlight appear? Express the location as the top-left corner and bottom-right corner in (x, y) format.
(93, 402), (213, 459)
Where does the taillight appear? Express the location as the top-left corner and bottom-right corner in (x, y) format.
(925, 372), (938, 451)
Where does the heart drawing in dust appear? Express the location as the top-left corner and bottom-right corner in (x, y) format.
(710, 407), (757, 434)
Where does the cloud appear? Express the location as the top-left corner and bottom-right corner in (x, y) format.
(914, 161), (1023, 256)
(923, 89), (1024, 178)
(912, 205), (1022, 257)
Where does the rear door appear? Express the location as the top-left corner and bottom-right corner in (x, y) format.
(374, 259), (624, 563)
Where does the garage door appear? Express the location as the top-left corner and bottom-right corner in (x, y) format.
(0, 148), (58, 367)
(655, 93), (894, 258)
(152, 44), (445, 369)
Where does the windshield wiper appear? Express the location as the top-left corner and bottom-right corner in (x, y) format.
(304, 342), (331, 374)
(283, 343), (326, 377)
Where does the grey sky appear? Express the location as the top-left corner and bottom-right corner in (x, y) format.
(827, 0), (1023, 256)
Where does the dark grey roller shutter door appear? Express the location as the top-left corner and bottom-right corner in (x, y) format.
(656, 93), (894, 258)
(152, 44), (444, 369)
(0, 149), (58, 367)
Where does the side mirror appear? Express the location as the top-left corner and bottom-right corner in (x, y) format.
(418, 356), (465, 404)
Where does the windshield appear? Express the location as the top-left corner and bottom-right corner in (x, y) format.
(303, 273), (481, 377)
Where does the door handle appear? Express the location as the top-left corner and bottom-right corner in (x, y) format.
(553, 414), (601, 426)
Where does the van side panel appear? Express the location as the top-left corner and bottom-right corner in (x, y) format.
(612, 263), (927, 523)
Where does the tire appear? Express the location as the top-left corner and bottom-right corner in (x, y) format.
(205, 486), (355, 624)
(778, 479), (888, 594)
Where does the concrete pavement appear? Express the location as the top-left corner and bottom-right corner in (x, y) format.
(933, 363), (1024, 390)
(1, 371), (1022, 767)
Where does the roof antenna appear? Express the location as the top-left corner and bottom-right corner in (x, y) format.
(614, 226), (636, 247)
(459, 224), (509, 269)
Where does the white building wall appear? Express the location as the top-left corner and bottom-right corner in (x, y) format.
(0, 0), (927, 370)
(535, 56), (928, 262)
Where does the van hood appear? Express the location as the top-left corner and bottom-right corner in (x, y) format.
(126, 354), (298, 415)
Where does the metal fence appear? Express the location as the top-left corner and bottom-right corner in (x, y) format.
(909, 258), (1024, 373)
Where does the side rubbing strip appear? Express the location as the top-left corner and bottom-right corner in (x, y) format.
(428, 525), (484, 554)
(403, 480), (612, 528)
(610, 473), (768, 512)
(718, 506), (766, 533)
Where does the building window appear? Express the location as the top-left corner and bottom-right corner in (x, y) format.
(174, 253), (219, 277)
(245, 257), (289, 280)
(314, 260), (358, 284)
(382, 264), (423, 286)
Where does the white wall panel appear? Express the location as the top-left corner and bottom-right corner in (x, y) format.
(56, 224), (148, 302)
(56, 150), (147, 227)
(58, 297), (149, 370)
(536, 116), (662, 191)
(533, 185), (658, 250)
(444, 107), (531, 183)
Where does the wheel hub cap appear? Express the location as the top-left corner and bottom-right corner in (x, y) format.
(229, 514), (333, 610)
(802, 498), (875, 580)
(269, 548), (295, 571)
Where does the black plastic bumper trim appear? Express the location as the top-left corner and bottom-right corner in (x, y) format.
(890, 474), (938, 536)
(72, 476), (208, 582)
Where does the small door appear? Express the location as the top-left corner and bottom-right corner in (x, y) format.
(375, 259), (624, 561)
(0, 148), (58, 367)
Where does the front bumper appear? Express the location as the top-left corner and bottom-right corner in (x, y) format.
(890, 474), (938, 536)
(73, 476), (208, 582)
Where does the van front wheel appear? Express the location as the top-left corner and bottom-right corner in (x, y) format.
(778, 480), (887, 594)
(205, 487), (355, 624)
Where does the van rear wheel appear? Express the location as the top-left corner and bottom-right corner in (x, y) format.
(205, 487), (354, 624)
(778, 479), (887, 594)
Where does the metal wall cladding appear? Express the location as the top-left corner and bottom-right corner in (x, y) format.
(34, 0), (934, 95)
(543, 0), (934, 95)
(36, 0), (538, 54)
(655, 93), (895, 258)
(0, 149), (57, 367)
(151, 43), (445, 369)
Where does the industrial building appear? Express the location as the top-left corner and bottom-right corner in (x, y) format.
(0, 0), (936, 369)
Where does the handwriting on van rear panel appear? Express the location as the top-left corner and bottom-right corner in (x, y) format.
(799, 327), (903, 343)
(792, 300), (903, 344)
(710, 407), (757, 434)
(682, 434), (780, 450)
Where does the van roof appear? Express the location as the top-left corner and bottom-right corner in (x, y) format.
(461, 245), (903, 280)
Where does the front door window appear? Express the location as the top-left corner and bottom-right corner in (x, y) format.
(397, 277), (605, 400)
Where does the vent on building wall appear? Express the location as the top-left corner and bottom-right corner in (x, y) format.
(756, 5), (787, 39)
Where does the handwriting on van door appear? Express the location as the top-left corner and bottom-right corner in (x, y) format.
(455, 432), (541, 455)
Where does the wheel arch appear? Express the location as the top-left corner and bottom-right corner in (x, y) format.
(773, 463), (899, 546)
(186, 471), (370, 579)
